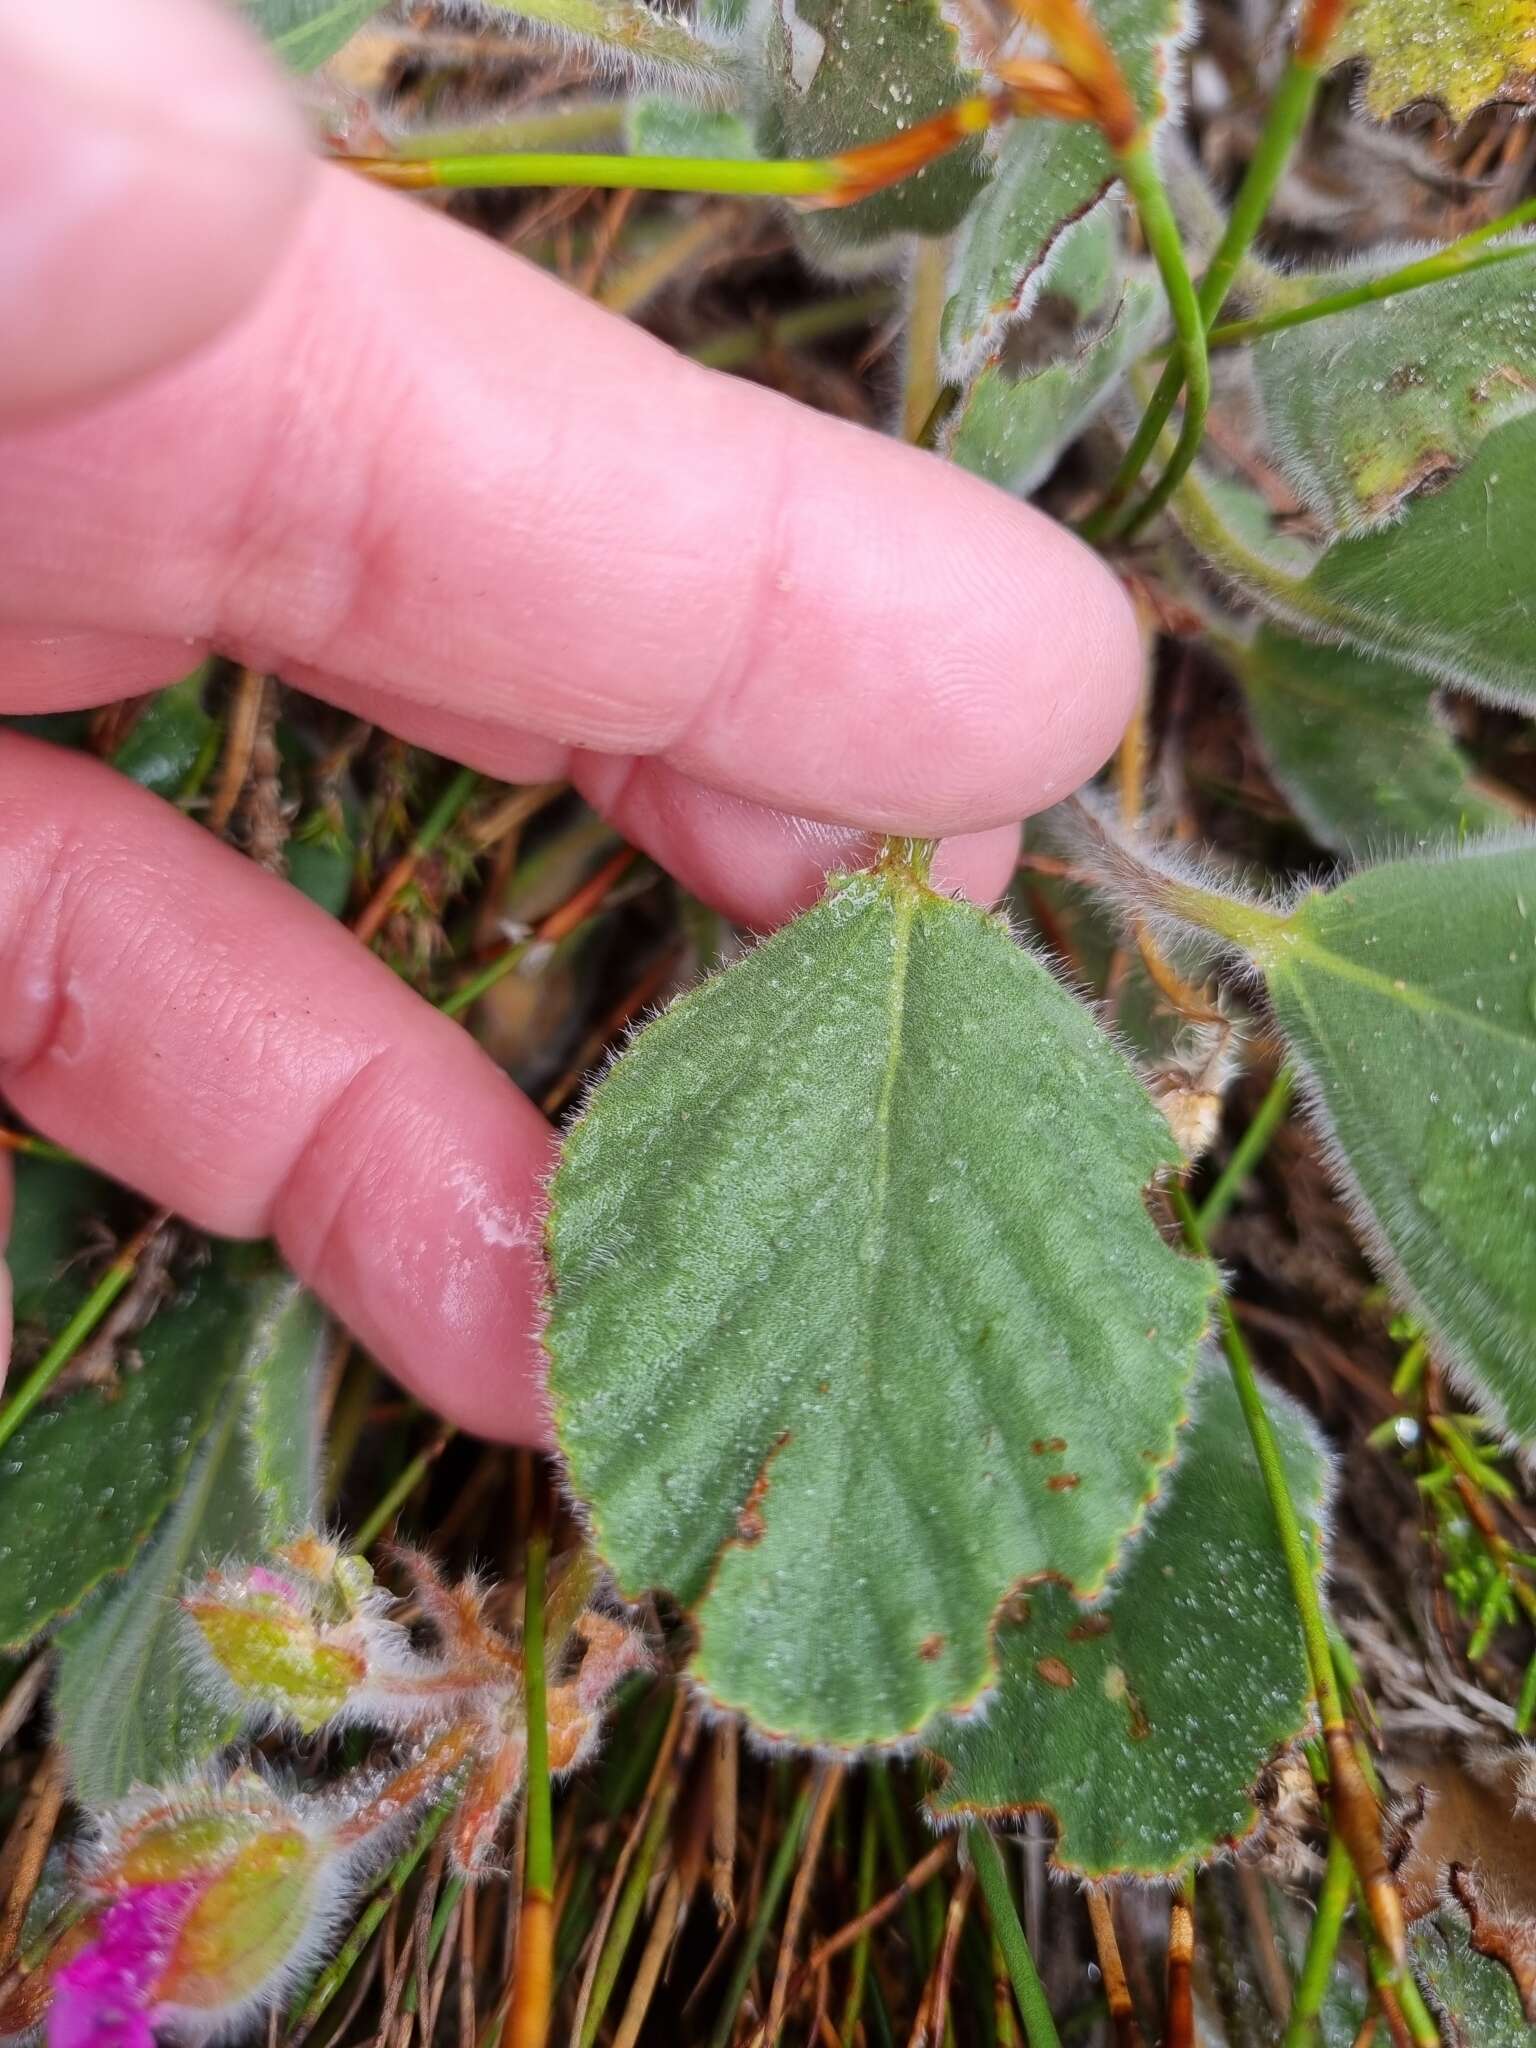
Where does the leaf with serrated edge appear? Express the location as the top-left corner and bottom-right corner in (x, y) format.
(1175, 417), (1536, 713)
(939, 0), (1188, 381)
(925, 1362), (1327, 1878)
(1234, 628), (1517, 861)
(546, 867), (1215, 1748)
(756, 0), (989, 255)
(1336, 0), (1536, 125)
(1169, 841), (1536, 1445)
(0, 1257), (255, 1651)
(52, 1262), (326, 1800)
(1252, 244), (1536, 537)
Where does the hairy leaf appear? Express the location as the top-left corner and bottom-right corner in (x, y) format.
(925, 1362), (1327, 1877)
(546, 865), (1215, 1748)
(0, 1257), (254, 1651)
(1417, 1912), (1536, 2045)
(476, 0), (730, 86)
(755, 0), (989, 254)
(1335, 0), (1536, 124)
(1172, 841), (1536, 1444)
(52, 1262), (327, 1800)
(1252, 245), (1536, 535)
(237, 0), (384, 70)
(1178, 417), (1536, 711)
(947, 264), (1161, 495)
(626, 96), (757, 159)
(939, 0), (1187, 377)
(241, 1278), (331, 1536)
(1234, 628), (1514, 860)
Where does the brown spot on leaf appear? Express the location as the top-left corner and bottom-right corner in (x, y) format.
(1067, 1614), (1113, 1642)
(734, 1433), (790, 1546)
(1103, 1665), (1151, 1740)
(1362, 446), (1461, 521)
(1035, 1657), (1075, 1689)
(997, 1592), (1032, 1627)
(918, 1634), (946, 1662)
(1031, 1437), (1068, 1455)
(1046, 1473), (1081, 1493)
(1385, 361), (1429, 395)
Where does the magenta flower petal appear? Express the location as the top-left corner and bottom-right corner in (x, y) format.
(49, 1880), (200, 2048)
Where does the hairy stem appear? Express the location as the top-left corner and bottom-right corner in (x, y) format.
(1207, 197), (1536, 348)
(967, 1826), (1061, 2048)
(1082, 135), (1209, 542)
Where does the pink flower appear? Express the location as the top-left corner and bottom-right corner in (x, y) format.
(48, 1881), (199, 2048)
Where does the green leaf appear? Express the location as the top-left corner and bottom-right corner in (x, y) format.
(477, 0), (731, 85)
(754, 0), (989, 255)
(946, 251), (1161, 495)
(546, 865), (1216, 1748)
(939, 0), (1187, 377)
(51, 1262), (329, 1800)
(0, 1255), (254, 1651)
(1233, 628), (1515, 860)
(626, 96), (757, 160)
(111, 668), (217, 800)
(1415, 1911), (1536, 2045)
(243, 1277), (330, 1535)
(1335, 0), (1536, 124)
(237, 0), (385, 71)
(1176, 417), (1536, 711)
(1171, 841), (1536, 1445)
(1252, 245), (1536, 536)
(5, 1155), (106, 1326)
(925, 1362), (1328, 1878)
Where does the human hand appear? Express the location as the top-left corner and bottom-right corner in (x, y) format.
(0, 0), (1140, 1442)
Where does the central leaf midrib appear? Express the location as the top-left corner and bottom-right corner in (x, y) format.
(861, 885), (917, 1382)
(1275, 928), (1536, 1055)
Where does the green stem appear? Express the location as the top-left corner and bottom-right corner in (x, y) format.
(902, 237), (950, 445)
(396, 101), (626, 160)
(1283, 1830), (1353, 2047)
(839, 1794), (881, 2047)
(1088, 135), (1210, 543)
(577, 1770), (682, 2048)
(349, 150), (841, 200)
(1089, 48), (1324, 536)
(506, 1531), (556, 2048)
(707, 1775), (816, 2048)
(0, 1131), (75, 1164)
(411, 765), (480, 859)
(522, 1533), (554, 1905)
(0, 1217), (163, 1452)
(967, 1826), (1060, 2048)
(1173, 1188), (1341, 1725)
(690, 287), (899, 371)
(353, 1428), (453, 1551)
(1207, 194), (1536, 350)
(1196, 1067), (1294, 1232)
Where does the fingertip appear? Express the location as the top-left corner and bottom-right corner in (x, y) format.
(930, 823), (1022, 907)
(0, 0), (313, 422)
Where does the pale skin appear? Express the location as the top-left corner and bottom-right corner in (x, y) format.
(0, 0), (1141, 1443)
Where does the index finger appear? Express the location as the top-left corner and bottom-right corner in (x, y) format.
(0, 169), (1140, 838)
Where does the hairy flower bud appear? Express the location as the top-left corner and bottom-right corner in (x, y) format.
(183, 1538), (408, 1735)
(42, 1776), (336, 2047)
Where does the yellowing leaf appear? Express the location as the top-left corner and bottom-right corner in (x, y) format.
(1337, 0), (1536, 125)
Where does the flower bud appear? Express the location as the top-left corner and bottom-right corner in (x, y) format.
(45, 1777), (331, 2046)
(183, 1539), (389, 1734)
